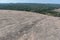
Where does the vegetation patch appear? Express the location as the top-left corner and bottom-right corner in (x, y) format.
(0, 3), (60, 17)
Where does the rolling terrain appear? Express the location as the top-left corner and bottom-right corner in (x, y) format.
(0, 3), (60, 17)
(0, 10), (60, 40)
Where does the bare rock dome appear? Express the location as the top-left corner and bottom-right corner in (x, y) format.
(0, 10), (60, 40)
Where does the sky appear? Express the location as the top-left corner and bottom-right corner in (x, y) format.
(0, 0), (60, 4)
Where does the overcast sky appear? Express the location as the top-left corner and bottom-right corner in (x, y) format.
(0, 0), (60, 4)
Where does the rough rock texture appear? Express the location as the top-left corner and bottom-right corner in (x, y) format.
(0, 10), (60, 40)
(53, 8), (60, 12)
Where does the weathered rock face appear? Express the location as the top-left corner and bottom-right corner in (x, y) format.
(53, 8), (60, 12)
(0, 10), (60, 40)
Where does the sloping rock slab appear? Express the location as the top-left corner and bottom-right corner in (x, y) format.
(0, 10), (60, 40)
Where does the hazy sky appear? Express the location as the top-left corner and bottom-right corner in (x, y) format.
(0, 0), (60, 4)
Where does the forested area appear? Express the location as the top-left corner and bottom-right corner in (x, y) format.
(0, 3), (60, 16)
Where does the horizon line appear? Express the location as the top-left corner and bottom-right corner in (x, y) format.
(0, 3), (60, 4)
